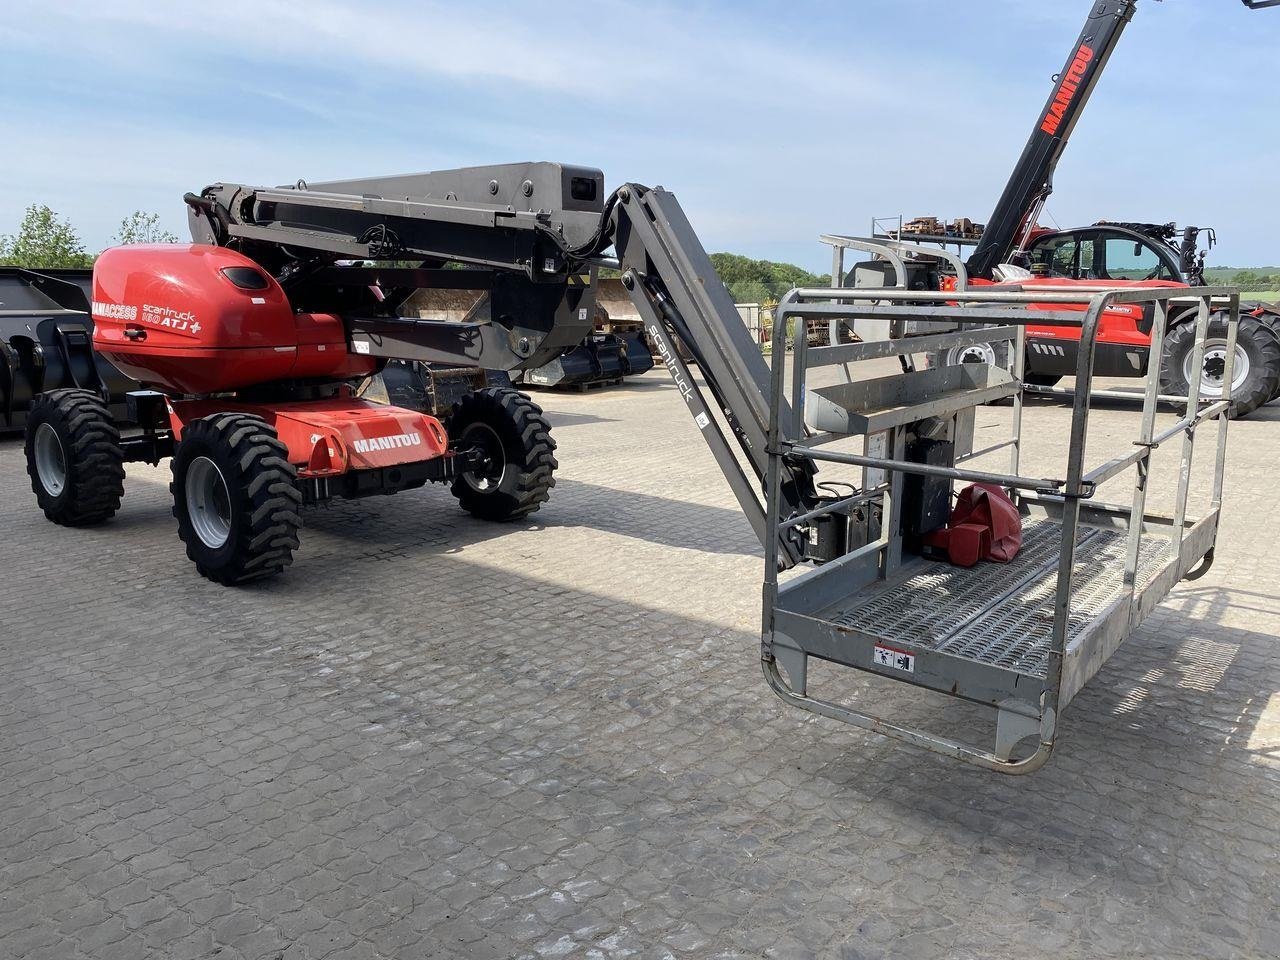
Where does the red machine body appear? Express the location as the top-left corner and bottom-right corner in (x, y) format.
(166, 396), (449, 478)
(91, 243), (451, 478)
(91, 244), (375, 394)
(947, 274), (1184, 361)
(1016, 276), (1184, 352)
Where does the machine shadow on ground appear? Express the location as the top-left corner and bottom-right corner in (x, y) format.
(289, 476), (762, 560)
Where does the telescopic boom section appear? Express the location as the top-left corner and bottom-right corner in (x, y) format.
(605, 184), (814, 563)
(965, 0), (1137, 279)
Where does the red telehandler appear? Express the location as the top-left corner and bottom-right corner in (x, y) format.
(847, 0), (1280, 416)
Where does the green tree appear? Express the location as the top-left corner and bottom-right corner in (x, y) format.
(113, 210), (179, 245)
(0, 204), (94, 268)
(708, 252), (829, 304)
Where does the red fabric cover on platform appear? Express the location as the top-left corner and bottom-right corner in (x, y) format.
(922, 483), (1022, 566)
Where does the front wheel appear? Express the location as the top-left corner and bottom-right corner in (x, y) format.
(1159, 314), (1280, 419)
(24, 389), (125, 526)
(448, 388), (557, 521)
(171, 414), (302, 585)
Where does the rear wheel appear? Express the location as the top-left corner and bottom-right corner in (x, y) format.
(171, 414), (302, 585)
(24, 388), (125, 525)
(928, 341), (1020, 404)
(1255, 311), (1280, 403)
(929, 340), (1012, 372)
(1159, 314), (1280, 419)
(448, 388), (557, 521)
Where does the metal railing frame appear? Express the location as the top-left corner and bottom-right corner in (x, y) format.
(760, 283), (1239, 773)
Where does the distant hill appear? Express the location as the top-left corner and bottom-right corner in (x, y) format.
(1205, 267), (1280, 282)
(1205, 267), (1280, 299)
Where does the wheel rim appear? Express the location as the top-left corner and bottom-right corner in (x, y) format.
(948, 343), (997, 367)
(460, 423), (507, 493)
(1184, 338), (1250, 397)
(33, 422), (67, 496)
(185, 456), (232, 549)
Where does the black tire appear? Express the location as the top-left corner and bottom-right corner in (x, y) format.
(171, 414), (302, 585)
(448, 388), (557, 521)
(1159, 314), (1280, 419)
(24, 388), (125, 526)
(1255, 311), (1280, 403)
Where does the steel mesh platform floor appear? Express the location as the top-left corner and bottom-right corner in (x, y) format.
(824, 517), (1168, 678)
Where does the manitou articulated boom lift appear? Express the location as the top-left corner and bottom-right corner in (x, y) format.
(21, 156), (1238, 773)
(844, 0), (1280, 415)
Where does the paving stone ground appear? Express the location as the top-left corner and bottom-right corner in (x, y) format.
(1, 368), (1277, 960)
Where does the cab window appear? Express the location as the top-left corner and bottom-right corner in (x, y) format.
(1102, 236), (1175, 281)
(1031, 237), (1077, 277)
(1078, 239), (1100, 279)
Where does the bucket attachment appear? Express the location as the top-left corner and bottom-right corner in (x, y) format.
(0, 267), (136, 434)
(519, 330), (655, 389)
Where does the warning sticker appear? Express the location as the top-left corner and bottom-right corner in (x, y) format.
(873, 644), (915, 674)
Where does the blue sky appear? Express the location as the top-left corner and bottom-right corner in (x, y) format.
(1, 0), (1276, 270)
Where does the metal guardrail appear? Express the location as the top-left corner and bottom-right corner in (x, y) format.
(758, 282), (1239, 773)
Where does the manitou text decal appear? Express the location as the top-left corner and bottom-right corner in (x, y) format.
(352, 433), (422, 454)
(91, 301), (138, 321)
(1041, 44), (1095, 135)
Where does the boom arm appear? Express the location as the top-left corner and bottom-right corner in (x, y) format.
(966, 0), (1137, 279)
(184, 162), (601, 370)
(605, 184), (816, 563)
(184, 165), (821, 565)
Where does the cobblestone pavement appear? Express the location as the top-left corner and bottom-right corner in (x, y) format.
(1, 370), (1278, 960)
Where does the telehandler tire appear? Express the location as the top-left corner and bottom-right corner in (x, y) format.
(448, 388), (557, 522)
(1255, 311), (1280, 403)
(24, 389), (125, 526)
(1159, 313), (1280, 419)
(171, 414), (302, 585)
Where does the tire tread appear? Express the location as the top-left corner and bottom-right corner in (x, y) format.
(172, 413), (302, 585)
(24, 388), (124, 526)
(449, 388), (557, 521)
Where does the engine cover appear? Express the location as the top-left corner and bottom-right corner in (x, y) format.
(91, 244), (375, 394)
